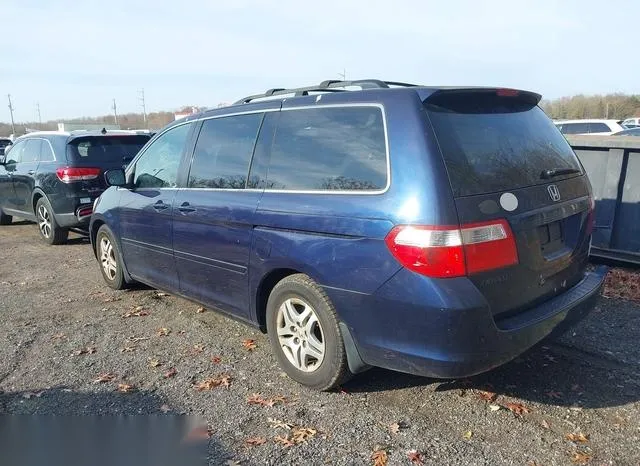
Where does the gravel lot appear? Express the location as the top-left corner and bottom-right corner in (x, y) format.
(1, 221), (639, 465)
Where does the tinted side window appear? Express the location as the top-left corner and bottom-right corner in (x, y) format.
(20, 139), (40, 163)
(266, 106), (387, 191)
(6, 140), (27, 164)
(134, 123), (192, 189)
(188, 113), (263, 189)
(40, 140), (55, 162)
(562, 123), (589, 134)
(588, 123), (610, 133)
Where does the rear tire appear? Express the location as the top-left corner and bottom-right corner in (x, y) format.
(0, 208), (11, 225)
(96, 225), (126, 290)
(35, 197), (68, 245)
(266, 274), (353, 391)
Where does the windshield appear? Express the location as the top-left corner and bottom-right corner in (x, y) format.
(67, 135), (150, 164)
(425, 92), (582, 197)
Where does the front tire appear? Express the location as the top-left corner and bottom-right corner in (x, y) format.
(96, 225), (126, 290)
(35, 197), (68, 245)
(0, 208), (12, 225)
(266, 274), (352, 391)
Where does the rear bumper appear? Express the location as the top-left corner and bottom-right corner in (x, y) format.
(329, 266), (607, 379)
(55, 212), (90, 229)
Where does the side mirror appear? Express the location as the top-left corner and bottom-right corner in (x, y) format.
(104, 169), (128, 187)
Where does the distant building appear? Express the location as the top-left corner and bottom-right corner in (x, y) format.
(174, 107), (200, 121)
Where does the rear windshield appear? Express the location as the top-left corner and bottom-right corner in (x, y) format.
(425, 92), (582, 197)
(67, 135), (149, 164)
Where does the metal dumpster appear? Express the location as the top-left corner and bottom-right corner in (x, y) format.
(567, 135), (640, 264)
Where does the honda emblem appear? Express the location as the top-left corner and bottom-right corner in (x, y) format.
(547, 184), (561, 202)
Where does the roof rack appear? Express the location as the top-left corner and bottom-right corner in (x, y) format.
(235, 79), (418, 104)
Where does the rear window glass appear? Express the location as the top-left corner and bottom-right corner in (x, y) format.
(425, 92), (582, 197)
(67, 136), (150, 164)
(588, 123), (610, 133)
(266, 106), (387, 191)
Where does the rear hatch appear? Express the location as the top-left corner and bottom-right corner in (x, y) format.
(424, 89), (593, 320)
(64, 135), (149, 193)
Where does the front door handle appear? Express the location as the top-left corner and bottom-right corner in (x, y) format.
(178, 201), (196, 213)
(152, 200), (169, 211)
(27, 170), (35, 175)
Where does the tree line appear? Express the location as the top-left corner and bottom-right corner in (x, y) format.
(0, 106), (207, 137)
(541, 93), (640, 121)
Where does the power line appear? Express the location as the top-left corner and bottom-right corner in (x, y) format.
(7, 94), (16, 135)
(112, 98), (118, 125)
(138, 88), (148, 128)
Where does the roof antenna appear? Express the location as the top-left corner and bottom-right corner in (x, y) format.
(101, 127), (107, 134)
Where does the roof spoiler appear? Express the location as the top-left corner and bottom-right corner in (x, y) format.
(424, 87), (542, 106)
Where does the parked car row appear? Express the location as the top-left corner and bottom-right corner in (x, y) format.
(1, 79), (606, 391)
(555, 118), (640, 136)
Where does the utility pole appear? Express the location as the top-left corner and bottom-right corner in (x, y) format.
(138, 88), (148, 128)
(36, 102), (42, 128)
(605, 101), (609, 119)
(338, 68), (347, 81)
(7, 94), (16, 135)
(112, 98), (118, 125)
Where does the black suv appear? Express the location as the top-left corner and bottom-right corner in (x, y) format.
(0, 131), (150, 244)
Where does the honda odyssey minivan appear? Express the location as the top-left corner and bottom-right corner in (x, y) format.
(90, 79), (606, 390)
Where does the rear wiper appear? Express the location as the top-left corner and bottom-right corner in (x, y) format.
(540, 168), (581, 179)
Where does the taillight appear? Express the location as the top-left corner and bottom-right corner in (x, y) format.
(385, 219), (518, 278)
(496, 88), (519, 97)
(56, 167), (101, 183)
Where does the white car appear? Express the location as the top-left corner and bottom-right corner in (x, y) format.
(621, 117), (640, 128)
(555, 119), (625, 135)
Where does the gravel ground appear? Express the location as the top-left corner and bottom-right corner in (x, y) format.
(1, 221), (639, 465)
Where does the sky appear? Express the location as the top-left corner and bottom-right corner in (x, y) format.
(2, 0), (639, 123)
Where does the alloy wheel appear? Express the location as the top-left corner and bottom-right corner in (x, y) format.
(99, 236), (117, 281)
(276, 297), (325, 372)
(37, 204), (51, 238)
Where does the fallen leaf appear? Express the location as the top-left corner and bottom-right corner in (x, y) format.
(211, 356), (222, 364)
(407, 450), (424, 465)
(462, 430), (473, 440)
(157, 328), (171, 337)
(489, 404), (501, 412)
(194, 375), (231, 391)
(196, 306), (206, 313)
(149, 359), (162, 368)
(128, 336), (150, 343)
(159, 404), (171, 413)
(571, 451), (592, 464)
(546, 390), (563, 399)
(189, 344), (205, 355)
(103, 296), (121, 303)
(389, 422), (401, 434)
(122, 306), (150, 318)
(73, 346), (96, 356)
(371, 449), (388, 466)
(93, 372), (116, 383)
(267, 418), (293, 430)
(117, 383), (135, 393)
(247, 393), (287, 407)
(155, 292), (170, 298)
(541, 419), (551, 430)
(565, 432), (589, 444)
(477, 390), (497, 402)
(290, 427), (316, 444)
(120, 345), (136, 353)
(164, 367), (177, 379)
(51, 333), (66, 340)
(242, 339), (257, 351)
(274, 435), (295, 448)
(502, 402), (531, 416)
(244, 437), (267, 447)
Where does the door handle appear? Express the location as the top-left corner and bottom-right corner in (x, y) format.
(152, 200), (169, 211)
(178, 201), (196, 213)
(27, 170), (35, 175)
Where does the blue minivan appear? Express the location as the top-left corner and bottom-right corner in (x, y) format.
(90, 79), (607, 390)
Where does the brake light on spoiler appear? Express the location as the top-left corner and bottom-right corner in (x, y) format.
(385, 219), (519, 278)
(56, 167), (101, 183)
